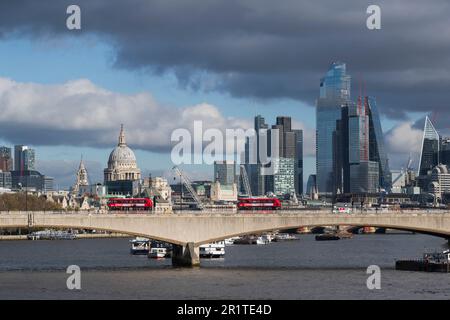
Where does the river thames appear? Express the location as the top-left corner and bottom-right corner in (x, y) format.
(0, 233), (448, 299)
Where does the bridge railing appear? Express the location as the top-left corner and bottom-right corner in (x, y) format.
(1, 209), (450, 216)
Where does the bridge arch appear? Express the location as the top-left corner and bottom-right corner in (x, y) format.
(195, 222), (450, 246)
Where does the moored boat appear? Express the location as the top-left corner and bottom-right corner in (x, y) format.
(147, 240), (172, 258)
(148, 247), (168, 259)
(273, 233), (297, 241)
(315, 233), (340, 241)
(129, 237), (150, 255)
(27, 230), (76, 240)
(396, 250), (450, 273)
(199, 241), (225, 258)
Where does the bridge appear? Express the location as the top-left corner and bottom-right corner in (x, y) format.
(1, 210), (450, 266)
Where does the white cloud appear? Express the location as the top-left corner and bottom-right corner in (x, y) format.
(0, 77), (251, 152)
(385, 121), (423, 170)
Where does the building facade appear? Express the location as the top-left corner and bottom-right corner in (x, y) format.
(0, 171), (12, 189)
(72, 158), (89, 196)
(104, 125), (141, 183)
(0, 146), (12, 172)
(316, 62), (351, 195)
(418, 116), (440, 176)
(214, 160), (235, 185)
(14, 145), (35, 173)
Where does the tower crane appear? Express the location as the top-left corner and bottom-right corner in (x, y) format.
(239, 164), (252, 197)
(172, 166), (204, 210)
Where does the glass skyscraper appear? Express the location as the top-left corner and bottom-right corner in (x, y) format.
(214, 160), (235, 185)
(418, 116), (440, 176)
(366, 97), (391, 190)
(14, 145), (36, 174)
(316, 62), (351, 195)
(244, 115), (303, 196)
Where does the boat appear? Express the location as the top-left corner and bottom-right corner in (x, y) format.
(148, 247), (168, 259)
(199, 241), (225, 258)
(233, 236), (257, 245)
(256, 235), (270, 245)
(315, 231), (353, 241)
(129, 237), (150, 255)
(396, 250), (450, 273)
(27, 230), (76, 240)
(273, 233), (297, 241)
(224, 237), (239, 245)
(147, 240), (172, 259)
(315, 233), (340, 241)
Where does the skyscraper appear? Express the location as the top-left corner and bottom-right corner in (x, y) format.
(418, 116), (440, 176)
(244, 115), (303, 196)
(14, 145), (35, 174)
(293, 129), (303, 195)
(316, 62), (351, 195)
(333, 95), (388, 194)
(0, 146), (12, 172)
(265, 116), (300, 196)
(366, 97), (391, 190)
(214, 160), (235, 185)
(244, 115), (269, 196)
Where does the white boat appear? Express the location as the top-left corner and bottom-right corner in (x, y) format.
(148, 247), (168, 259)
(27, 230), (76, 240)
(224, 237), (239, 246)
(256, 235), (270, 245)
(200, 241), (225, 258)
(273, 233), (297, 241)
(129, 237), (150, 255)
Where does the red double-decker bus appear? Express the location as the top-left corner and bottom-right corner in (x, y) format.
(237, 197), (281, 211)
(107, 197), (153, 211)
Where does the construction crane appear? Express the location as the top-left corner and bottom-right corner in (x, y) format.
(172, 166), (204, 210)
(239, 164), (252, 197)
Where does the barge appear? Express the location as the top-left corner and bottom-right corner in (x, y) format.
(396, 250), (450, 273)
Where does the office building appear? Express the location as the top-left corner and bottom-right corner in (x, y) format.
(333, 98), (381, 194)
(0, 171), (12, 189)
(214, 160), (235, 185)
(0, 146), (12, 172)
(316, 62), (351, 195)
(10, 170), (53, 192)
(14, 145), (35, 173)
(265, 116), (300, 196)
(418, 116), (440, 176)
(243, 115), (303, 196)
(366, 97), (391, 190)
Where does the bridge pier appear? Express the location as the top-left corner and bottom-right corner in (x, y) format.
(172, 242), (200, 267)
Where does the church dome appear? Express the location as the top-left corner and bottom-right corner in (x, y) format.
(104, 125), (141, 183)
(107, 125), (138, 169)
(108, 145), (137, 167)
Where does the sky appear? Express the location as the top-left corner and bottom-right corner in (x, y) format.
(0, 0), (448, 189)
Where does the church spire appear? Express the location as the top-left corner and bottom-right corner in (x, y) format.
(118, 124), (126, 146)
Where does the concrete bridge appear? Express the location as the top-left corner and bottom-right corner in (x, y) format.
(1, 210), (450, 266)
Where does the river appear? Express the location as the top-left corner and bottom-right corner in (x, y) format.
(0, 233), (448, 299)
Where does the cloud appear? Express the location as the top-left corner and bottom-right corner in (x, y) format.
(1, 0), (450, 121)
(0, 77), (250, 152)
(385, 121), (423, 170)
